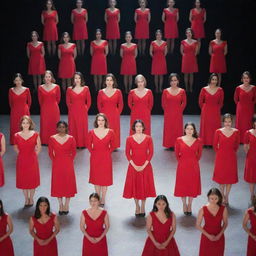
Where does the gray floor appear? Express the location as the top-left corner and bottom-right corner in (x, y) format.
(0, 115), (249, 256)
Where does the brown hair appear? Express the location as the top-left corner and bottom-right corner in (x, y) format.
(207, 188), (223, 207)
(72, 72), (85, 88)
(13, 73), (24, 86)
(43, 70), (56, 83)
(104, 73), (118, 88)
(252, 116), (256, 129)
(135, 74), (147, 87)
(168, 73), (180, 85)
(131, 119), (145, 132)
(241, 71), (252, 83)
(208, 73), (219, 86)
(222, 113), (233, 123)
(94, 113), (109, 128)
(31, 31), (39, 39)
(61, 32), (71, 44)
(184, 122), (198, 138)
(20, 115), (35, 131)
(44, 0), (56, 10)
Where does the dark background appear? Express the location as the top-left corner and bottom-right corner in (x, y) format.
(0, 0), (255, 115)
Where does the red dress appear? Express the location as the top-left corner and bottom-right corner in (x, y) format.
(151, 41), (167, 75)
(105, 9), (120, 39)
(212, 129), (240, 184)
(162, 89), (187, 148)
(199, 87), (224, 146)
(33, 213), (58, 256)
(199, 205), (225, 256)
(246, 208), (256, 256)
(14, 132), (40, 189)
(87, 130), (115, 186)
(234, 86), (256, 143)
(0, 214), (14, 256)
(135, 9), (150, 39)
(66, 87), (91, 148)
(42, 10), (58, 41)
(190, 8), (205, 39)
(91, 41), (108, 75)
(163, 8), (179, 39)
(181, 40), (198, 73)
(123, 136), (156, 200)
(120, 44), (137, 75)
(0, 133), (4, 187)
(174, 137), (202, 197)
(128, 89), (154, 135)
(9, 88), (31, 145)
(58, 44), (76, 79)
(209, 41), (227, 73)
(142, 212), (180, 256)
(72, 9), (88, 40)
(38, 85), (60, 145)
(28, 42), (46, 75)
(82, 210), (108, 256)
(97, 89), (123, 148)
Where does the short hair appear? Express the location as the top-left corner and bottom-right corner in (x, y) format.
(185, 27), (194, 38)
(72, 72), (85, 88)
(94, 113), (109, 128)
(131, 119), (145, 132)
(222, 113), (233, 123)
(241, 71), (252, 83)
(20, 115), (35, 131)
(184, 122), (198, 138)
(135, 74), (147, 87)
(61, 32), (71, 44)
(104, 73), (118, 88)
(43, 70), (56, 83)
(207, 188), (223, 207)
(89, 193), (100, 201)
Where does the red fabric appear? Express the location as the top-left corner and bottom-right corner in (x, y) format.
(199, 87), (224, 145)
(174, 137), (202, 197)
(163, 8), (179, 39)
(123, 136), (156, 200)
(151, 41), (167, 75)
(105, 9), (120, 39)
(142, 212), (180, 256)
(66, 87), (91, 148)
(162, 89), (186, 148)
(199, 206), (225, 256)
(87, 130), (115, 186)
(135, 9), (150, 39)
(191, 8), (205, 39)
(72, 9), (88, 40)
(14, 132), (40, 189)
(42, 11), (58, 41)
(0, 133), (4, 187)
(120, 44), (137, 75)
(38, 85), (60, 145)
(9, 88), (31, 144)
(209, 41), (227, 73)
(0, 214), (14, 256)
(82, 210), (108, 256)
(97, 89), (123, 148)
(181, 40), (198, 73)
(247, 209), (256, 256)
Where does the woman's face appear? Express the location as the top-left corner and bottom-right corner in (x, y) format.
(106, 76), (114, 88)
(253, 121), (256, 130)
(22, 119), (30, 130)
(208, 194), (219, 205)
(210, 76), (218, 86)
(109, 0), (116, 7)
(186, 30), (192, 39)
(74, 74), (81, 86)
(31, 33), (38, 41)
(135, 122), (143, 133)
(140, 0), (146, 8)
(96, 31), (102, 40)
(223, 118), (232, 128)
(156, 32), (162, 41)
(39, 202), (48, 214)
(57, 123), (67, 134)
(14, 77), (23, 87)
(170, 76), (179, 88)
(155, 199), (167, 211)
(168, 0), (175, 7)
(195, 0), (200, 8)
(90, 197), (100, 208)
(136, 77), (145, 88)
(125, 33), (132, 43)
(44, 73), (52, 84)
(97, 116), (106, 128)
(242, 74), (250, 84)
(185, 125), (194, 136)
(76, 0), (82, 8)
(63, 34), (70, 43)
(46, 1), (52, 9)
(215, 30), (221, 39)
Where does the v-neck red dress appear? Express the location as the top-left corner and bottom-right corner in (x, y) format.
(163, 8), (179, 39)
(135, 9), (150, 39)
(120, 44), (137, 75)
(0, 214), (14, 256)
(105, 9), (120, 39)
(209, 41), (227, 73)
(190, 8), (205, 39)
(181, 40), (198, 73)
(42, 10), (58, 41)
(151, 41), (167, 75)
(246, 208), (256, 256)
(72, 9), (88, 40)
(0, 133), (5, 187)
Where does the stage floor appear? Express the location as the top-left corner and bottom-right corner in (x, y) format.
(0, 115), (248, 256)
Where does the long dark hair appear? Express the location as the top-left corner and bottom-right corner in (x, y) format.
(252, 196), (256, 213)
(208, 73), (219, 86)
(57, 120), (68, 134)
(34, 197), (51, 219)
(184, 122), (198, 138)
(207, 188), (223, 207)
(72, 72), (85, 88)
(152, 195), (171, 218)
(0, 199), (5, 216)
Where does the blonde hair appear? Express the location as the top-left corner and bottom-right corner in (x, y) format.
(135, 74), (147, 87)
(43, 70), (56, 83)
(20, 115), (35, 131)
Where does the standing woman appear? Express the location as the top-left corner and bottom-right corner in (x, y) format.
(71, 0), (88, 56)
(41, 0), (59, 56)
(128, 74), (153, 135)
(9, 73), (31, 145)
(120, 31), (137, 93)
(162, 73), (186, 149)
(14, 116), (41, 207)
(48, 121), (77, 215)
(27, 31), (46, 90)
(199, 73), (224, 147)
(97, 74), (123, 149)
(87, 114), (115, 207)
(0, 133), (6, 187)
(29, 197), (59, 256)
(134, 0), (151, 56)
(66, 72), (91, 149)
(90, 29), (109, 91)
(234, 71), (256, 143)
(38, 70), (60, 145)
(174, 122), (202, 215)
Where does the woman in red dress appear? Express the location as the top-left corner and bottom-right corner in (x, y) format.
(90, 29), (109, 91)
(134, 0), (151, 56)
(123, 120), (156, 217)
(41, 0), (58, 56)
(142, 195), (180, 255)
(162, 73), (186, 149)
(199, 73), (224, 147)
(48, 121), (77, 215)
(9, 73), (31, 145)
(105, 0), (120, 55)
(180, 28), (199, 92)
(128, 75), (153, 135)
(0, 133), (6, 187)
(58, 32), (77, 91)
(14, 116), (41, 207)
(97, 74), (123, 148)
(66, 72), (91, 149)
(27, 31), (46, 90)
(162, 0), (179, 53)
(71, 0), (88, 56)
(80, 193), (109, 256)
(196, 188), (228, 256)
(87, 114), (115, 207)
(174, 122), (202, 215)
(150, 29), (167, 93)
(38, 70), (60, 145)
(234, 71), (256, 143)
(120, 31), (137, 93)
(209, 29), (227, 86)
(29, 197), (59, 256)
(212, 114), (240, 205)
(0, 200), (14, 256)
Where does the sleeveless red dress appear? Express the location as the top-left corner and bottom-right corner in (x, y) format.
(105, 9), (120, 39)
(209, 41), (227, 73)
(42, 10), (58, 41)
(0, 133), (4, 187)
(135, 9), (150, 39)
(199, 205), (225, 256)
(72, 9), (88, 40)
(142, 212), (180, 256)
(120, 44), (137, 75)
(82, 210), (108, 256)
(163, 8), (179, 39)
(0, 214), (14, 256)
(190, 8), (205, 39)
(246, 208), (256, 256)
(28, 42), (46, 75)
(151, 41), (167, 75)
(181, 40), (198, 73)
